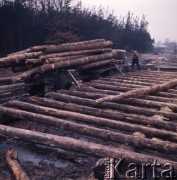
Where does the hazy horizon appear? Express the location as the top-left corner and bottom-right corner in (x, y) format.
(74, 0), (177, 43)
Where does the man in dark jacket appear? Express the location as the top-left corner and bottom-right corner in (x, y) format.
(131, 50), (140, 70)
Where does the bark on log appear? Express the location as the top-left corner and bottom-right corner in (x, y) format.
(5, 101), (177, 154)
(1, 125), (176, 167)
(0, 51), (43, 66)
(7, 45), (47, 56)
(0, 83), (25, 91)
(56, 90), (177, 120)
(27, 96), (176, 132)
(39, 48), (112, 60)
(107, 75), (166, 84)
(95, 78), (177, 105)
(44, 39), (112, 53)
(45, 55), (86, 64)
(92, 79), (146, 88)
(47, 92), (177, 122)
(74, 86), (177, 111)
(82, 82), (177, 104)
(101, 77), (155, 86)
(6, 149), (29, 180)
(92, 79), (177, 99)
(11, 52), (115, 83)
(58, 89), (177, 111)
(80, 59), (123, 70)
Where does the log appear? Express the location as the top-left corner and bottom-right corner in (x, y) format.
(27, 55), (86, 65)
(44, 39), (112, 53)
(11, 52), (115, 83)
(27, 96), (177, 132)
(80, 83), (177, 104)
(58, 89), (177, 111)
(0, 83), (26, 91)
(0, 51), (43, 66)
(57, 90), (177, 120)
(7, 45), (47, 56)
(4, 101), (177, 154)
(47, 92), (177, 122)
(95, 78), (177, 105)
(1, 125), (176, 167)
(92, 79), (177, 99)
(92, 79), (146, 88)
(45, 54), (86, 64)
(80, 59), (123, 70)
(39, 48), (112, 60)
(6, 149), (29, 180)
(101, 77), (155, 86)
(74, 86), (177, 111)
(108, 75), (167, 84)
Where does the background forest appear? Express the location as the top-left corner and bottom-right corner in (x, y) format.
(0, 0), (154, 56)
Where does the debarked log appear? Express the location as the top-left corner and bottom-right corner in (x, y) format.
(95, 78), (177, 105)
(6, 149), (29, 180)
(10, 52), (115, 83)
(1, 125), (177, 167)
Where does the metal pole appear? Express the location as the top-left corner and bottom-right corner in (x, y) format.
(113, 63), (125, 76)
(68, 70), (81, 87)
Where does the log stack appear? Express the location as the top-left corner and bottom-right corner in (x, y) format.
(1, 71), (177, 177)
(0, 39), (121, 84)
(0, 39), (124, 103)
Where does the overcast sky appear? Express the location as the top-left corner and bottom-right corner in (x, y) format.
(74, 0), (177, 43)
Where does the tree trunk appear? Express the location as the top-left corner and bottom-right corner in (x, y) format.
(39, 48), (112, 60)
(4, 101), (177, 154)
(79, 59), (123, 70)
(27, 96), (176, 132)
(6, 149), (29, 180)
(95, 78), (177, 105)
(11, 52), (115, 83)
(44, 39), (112, 53)
(48, 91), (177, 121)
(1, 125), (177, 167)
(8, 45), (47, 56)
(0, 51), (43, 66)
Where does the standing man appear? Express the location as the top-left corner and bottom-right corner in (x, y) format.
(131, 50), (140, 71)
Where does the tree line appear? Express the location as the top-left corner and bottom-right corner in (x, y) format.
(0, 0), (154, 56)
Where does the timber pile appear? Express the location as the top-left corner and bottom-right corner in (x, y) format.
(1, 70), (177, 176)
(0, 39), (123, 103)
(0, 39), (121, 84)
(141, 54), (177, 71)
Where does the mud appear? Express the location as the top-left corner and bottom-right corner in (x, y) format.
(0, 120), (99, 179)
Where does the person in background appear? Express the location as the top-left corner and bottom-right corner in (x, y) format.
(131, 50), (140, 71)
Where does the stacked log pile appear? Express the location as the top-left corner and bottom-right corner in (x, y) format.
(1, 70), (177, 176)
(0, 39), (121, 84)
(0, 39), (123, 103)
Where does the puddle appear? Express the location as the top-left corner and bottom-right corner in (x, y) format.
(0, 143), (70, 168)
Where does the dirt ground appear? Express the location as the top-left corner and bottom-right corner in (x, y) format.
(0, 120), (100, 179)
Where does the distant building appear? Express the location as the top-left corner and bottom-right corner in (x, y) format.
(153, 44), (168, 54)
